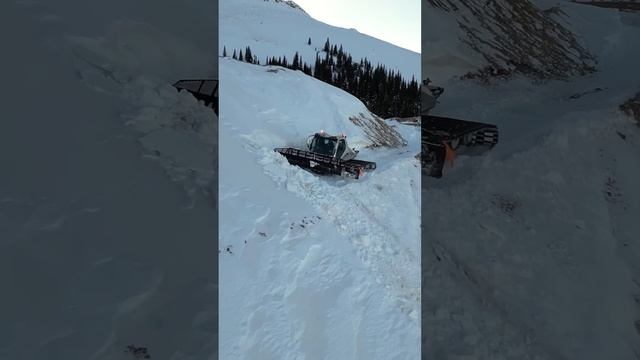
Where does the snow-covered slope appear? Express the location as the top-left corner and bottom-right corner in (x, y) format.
(423, 1), (640, 359)
(220, 0), (420, 79)
(219, 1), (421, 358)
(218, 59), (421, 358)
(1, 1), (217, 359)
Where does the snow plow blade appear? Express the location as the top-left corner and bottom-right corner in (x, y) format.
(173, 79), (218, 115)
(422, 115), (499, 178)
(274, 147), (376, 179)
(423, 115), (499, 147)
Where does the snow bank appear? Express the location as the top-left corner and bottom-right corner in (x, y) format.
(1, 1), (217, 359)
(424, 111), (640, 359)
(423, 2), (640, 358)
(68, 22), (217, 206)
(219, 57), (421, 359)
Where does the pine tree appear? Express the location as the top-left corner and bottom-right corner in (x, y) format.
(313, 54), (321, 79)
(257, 41), (421, 118)
(223, 46), (227, 57)
(245, 47), (252, 63)
(307, 37), (311, 45)
(323, 38), (330, 52)
(303, 62), (312, 76)
(292, 52), (299, 70)
(232, 49), (237, 60)
(238, 50), (244, 61)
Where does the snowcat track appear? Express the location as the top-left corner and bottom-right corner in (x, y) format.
(274, 147), (375, 179)
(343, 159), (377, 171)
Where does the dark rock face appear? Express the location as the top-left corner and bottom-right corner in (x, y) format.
(620, 92), (640, 126)
(427, 0), (597, 81)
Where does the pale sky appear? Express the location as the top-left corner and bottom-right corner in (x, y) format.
(293, 0), (421, 53)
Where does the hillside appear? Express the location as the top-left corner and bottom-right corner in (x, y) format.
(219, 54), (421, 358)
(423, 0), (596, 82)
(0, 1), (218, 359)
(220, 0), (419, 80)
(423, 1), (640, 358)
(218, 1), (422, 357)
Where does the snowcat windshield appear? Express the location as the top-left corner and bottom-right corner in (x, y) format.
(311, 136), (337, 156)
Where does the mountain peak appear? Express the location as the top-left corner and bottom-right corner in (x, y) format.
(263, 0), (308, 15)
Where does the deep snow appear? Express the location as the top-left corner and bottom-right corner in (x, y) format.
(219, 57), (421, 359)
(219, 1), (422, 358)
(1, 1), (218, 359)
(423, 1), (640, 359)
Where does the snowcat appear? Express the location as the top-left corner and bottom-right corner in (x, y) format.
(274, 131), (376, 179)
(173, 79), (218, 115)
(422, 79), (499, 178)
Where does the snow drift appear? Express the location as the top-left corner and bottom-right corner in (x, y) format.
(219, 57), (421, 359)
(1, 1), (217, 359)
(423, 1), (640, 358)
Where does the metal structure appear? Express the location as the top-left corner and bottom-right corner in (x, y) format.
(172, 79), (218, 115)
(421, 79), (499, 178)
(275, 131), (376, 179)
